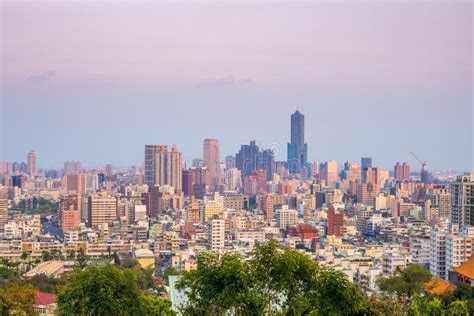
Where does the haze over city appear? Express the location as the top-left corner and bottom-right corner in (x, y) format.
(1, 1), (472, 170)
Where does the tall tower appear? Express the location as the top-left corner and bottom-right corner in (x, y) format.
(27, 150), (37, 175)
(144, 145), (183, 193)
(287, 110), (308, 174)
(203, 139), (220, 189)
(451, 172), (474, 228)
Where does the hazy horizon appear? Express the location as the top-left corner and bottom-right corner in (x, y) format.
(1, 1), (472, 171)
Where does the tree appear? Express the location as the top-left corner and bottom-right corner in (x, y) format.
(0, 267), (20, 287)
(139, 295), (175, 316)
(177, 240), (371, 315)
(57, 265), (174, 316)
(75, 248), (89, 269)
(377, 264), (432, 297)
(0, 282), (38, 316)
(42, 251), (53, 262)
(58, 265), (143, 315)
(22, 274), (65, 294)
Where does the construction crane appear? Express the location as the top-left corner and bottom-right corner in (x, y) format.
(410, 151), (427, 172)
(410, 151), (431, 183)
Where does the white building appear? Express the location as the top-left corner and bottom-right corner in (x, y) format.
(208, 218), (225, 251)
(430, 229), (447, 279)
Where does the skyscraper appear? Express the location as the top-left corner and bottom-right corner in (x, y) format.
(88, 193), (117, 228)
(451, 172), (474, 228)
(361, 157), (372, 170)
(235, 141), (259, 177)
(144, 144), (183, 193)
(27, 150), (37, 175)
(287, 110), (308, 174)
(203, 139), (221, 189)
(394, 162), (410, 182)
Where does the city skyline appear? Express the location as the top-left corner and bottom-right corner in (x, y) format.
(1, 1), (472, 170)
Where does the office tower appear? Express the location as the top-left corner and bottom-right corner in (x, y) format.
(327, 207), (345, 237)
(451, 172), (474, 227)
(191, 166), (210, 198)
(65, 174), (87, 195)
(287, 110), (308, 174)
(203, 139), (221, 189)
(64, 161), (81, 175)
(0, 199), (7, 233)
(11, 175), (22, 188)
(105, 164), (113, 177)
(361, 157), (372, 170)
(0, 161), (13, 174)
(429, 185), (451, 219)
(144, 144), (183, 193)
(342, 161), (361, 182)
(362, 167), (381, 185)
(225, 155), (235, 170)
(204, 200), (222, 223)
(320, 160), (338, 186)
(357, 182), (380, 208)
(27, 150), (37, 175)
(225, 168), (242, 192)
(259, 149), (275, 180)
(235, 141), (259, 177)
(394, 162), (410, 182)
(88, 193), (117, 228)
(260, 194), (275, 220)
(209, 218), (225, 251)
(182, 170), (194, 196)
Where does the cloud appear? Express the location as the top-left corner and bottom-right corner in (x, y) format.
(197, 76), (253, 88)
(26, 70), (56, 83)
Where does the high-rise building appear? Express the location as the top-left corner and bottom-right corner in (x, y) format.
(62, 205), (80, 232)
(278, 206), (298, 229)
(63, 161), (82, 175)
(235, 141), (259, 178)
(327, 206), (345, 237)
(105, 164), (113, 178)
(0, 199), (7, 233)
(341, 161), (361, 182)
(208, 218), (225, 251)
(361, 157), (372, 170)
(429, 185), (451, 219)
(144, 145), (183, 193)
(27, 150), (37, 175)
(203, 139), (221, 189)
(225, 155), (235, 170)
(451, 172), (474, 228)
(64, 174), (87, 195)
(0, 161), (13, 174)
(260, 194), (275, 220)
(88, 193), (117, 228)
(394, 162), (410, 182)
(287, 110), (308, 174)
(259, 149), (275, 180)
(182, 170), (194, 196)
(225, 168), (242, 192)
(320, 161), (338, 186)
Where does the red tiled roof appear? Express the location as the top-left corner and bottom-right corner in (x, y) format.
(453, 254), (474, 280)
(35, 291), (57, 305)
